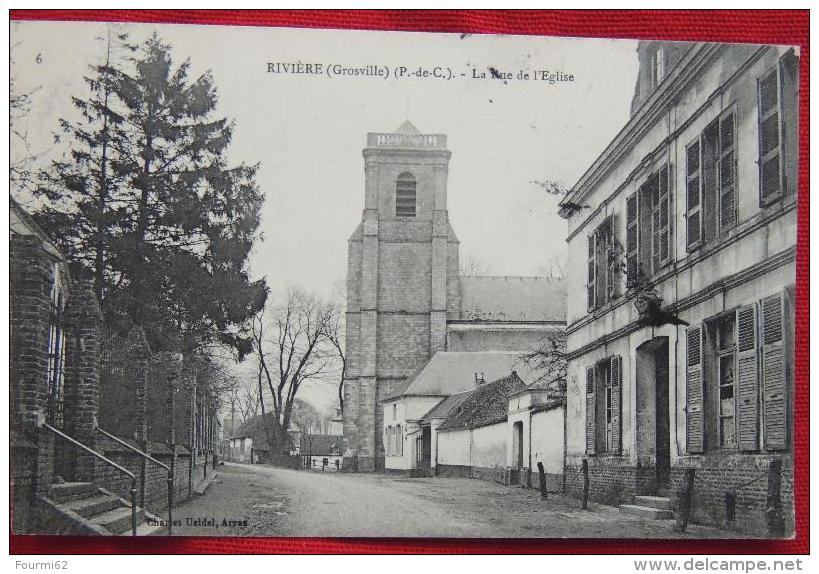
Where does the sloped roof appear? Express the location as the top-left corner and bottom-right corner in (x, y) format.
(394, 119), (421, 135)
(421, 391), (471, 422)
(304, 434), (344, 456)
(10, 195), (64, 261)
(531, 397), (566, 414)
(457, 276), (567, 322)
(229, 414), (298, 450)
(382, 351), (537, 401)
(438, 372), (527, 430)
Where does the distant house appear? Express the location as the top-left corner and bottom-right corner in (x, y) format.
(381, 351), (538, 476)
(223, 414), (300, 463)
(435, 372), (527, 481)
(303, 434), (344, 471)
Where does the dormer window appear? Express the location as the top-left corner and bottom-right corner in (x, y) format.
(395, 172), (416, 217)
(650, 45), (665, 88)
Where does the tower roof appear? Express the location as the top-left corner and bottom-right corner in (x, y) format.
(393, 119), (421, 135)
(366, 122), (448, 150)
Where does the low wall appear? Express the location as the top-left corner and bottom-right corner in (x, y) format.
(668, 455), (794, 536)
(11, 443), (36, 534)
(94, 437), (202, 515)
(564, 454), (794, 536)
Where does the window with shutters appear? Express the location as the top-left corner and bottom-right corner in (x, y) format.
(688, 291), (793, 454)
(598, 360), (614, 453)
(586, 356), (622, 455)
(685, 140), (702, 250)
(685, 109), (736, 252)
(650, 45), (665, 89)
(758, 53), (799, 207)
(395, 172), (417, 217)
(714, 313), (738, 449)
(627, 163), (672, 287)
(586, 217), (617, 311)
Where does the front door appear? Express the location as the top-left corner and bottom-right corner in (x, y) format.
(636, 337), (671, 493)
(514, 421), (524, 469)
(655, 340), (671, 490)
(420, 426), (432, 476)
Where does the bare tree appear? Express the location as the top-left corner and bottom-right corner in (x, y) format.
(520, 329), (568, 399)
(235, 383), (260, 425)
(9, 37), (42, 198)
(250, 288), (335, 457)
(325, 295), (346, 417)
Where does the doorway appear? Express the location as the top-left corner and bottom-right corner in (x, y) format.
(513, 421), (524, 469)
(417, 426), (432, 477)
(636, 337), (671, 493)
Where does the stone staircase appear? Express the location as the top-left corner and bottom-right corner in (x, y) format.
(619, 495), (674, 520)
(38, 481), (166, 535)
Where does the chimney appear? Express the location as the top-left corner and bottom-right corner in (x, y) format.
(474, 372), (484, 384)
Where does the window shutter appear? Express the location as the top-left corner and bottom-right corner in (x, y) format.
(685, 325), (705, 453)
(736, 304), (759, 451)
(762, 292), (788, 450)
(397, 425), (403, 456)
(585, 365), (596, 455)
(596, 222), (609, 306)
(587, 234), (596, 311)
(610, 356), (622, 455)
(686, 140), (702, 251)
(719, 111), (737, 231)
(657, 164), (671, 265)
(779, 51), (799, 197)
(605, 217), (618, 300)
(758, 68), (783, 205)
(626, 193), (639, 288)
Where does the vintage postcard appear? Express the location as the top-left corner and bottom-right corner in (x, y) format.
(9, 16), (801, 541)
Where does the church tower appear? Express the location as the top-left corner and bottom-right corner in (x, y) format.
(343, 121), (460, 471)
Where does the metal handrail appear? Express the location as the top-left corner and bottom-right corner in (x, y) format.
(41, 422), (138, 536)
(96, 427), (174, 534)
(95, 427), (174, 535)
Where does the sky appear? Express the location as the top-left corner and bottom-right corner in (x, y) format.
(10, 21), (639, 413)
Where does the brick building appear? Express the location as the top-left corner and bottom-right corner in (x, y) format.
(342, 122), (566, 472)
(10, 197), (218, 535)
(559, 42), (798, 535)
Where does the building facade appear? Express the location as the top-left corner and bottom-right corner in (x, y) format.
(343, 121), (566, 472)
(343, 121), (459, 472)
(560, 41), (798, 534)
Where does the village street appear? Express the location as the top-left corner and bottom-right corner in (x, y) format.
(168, 462), (738, 538)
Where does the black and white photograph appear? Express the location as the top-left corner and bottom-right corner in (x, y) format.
(9, 17), (800, 541)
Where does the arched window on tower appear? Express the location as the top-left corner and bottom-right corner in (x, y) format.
(395, 172), (417, 217)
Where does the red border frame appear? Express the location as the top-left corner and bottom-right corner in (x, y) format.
(8, 9), (809, 555)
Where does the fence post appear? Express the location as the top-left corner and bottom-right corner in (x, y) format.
(724, 491), (736, 530)
(674, 467), (695, 532)
(537, 462), (548, 499)
(765, 457), (785, 537)
(581, 459), (589, 509)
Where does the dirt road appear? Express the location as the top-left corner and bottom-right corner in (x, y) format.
(169, 462), (737, 538)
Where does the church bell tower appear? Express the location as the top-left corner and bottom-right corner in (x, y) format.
(342, 121), (459, 471)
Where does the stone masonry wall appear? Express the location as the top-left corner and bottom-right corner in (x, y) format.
(564, 455), (794, 536)
(94, 440), (192, 515)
